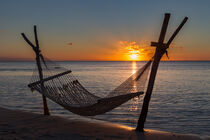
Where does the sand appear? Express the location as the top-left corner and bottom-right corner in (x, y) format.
(0, 107), (209, 140)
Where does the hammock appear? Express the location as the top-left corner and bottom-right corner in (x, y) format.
(28, 56), (152, 116)
(21, 25), (152, 116)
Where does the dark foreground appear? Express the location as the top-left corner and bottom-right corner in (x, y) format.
(0, 107), (208, 140)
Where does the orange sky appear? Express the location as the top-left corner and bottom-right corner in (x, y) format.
(1, 38), (210, 61)
(0, 1), (210, 61)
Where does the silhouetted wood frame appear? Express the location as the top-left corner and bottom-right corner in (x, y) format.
(136, 13), (188, 132)
(21, 26), (50, 115)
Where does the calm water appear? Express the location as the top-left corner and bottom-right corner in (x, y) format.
(0, 61), (209, 136)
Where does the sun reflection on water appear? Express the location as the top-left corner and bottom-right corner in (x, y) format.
(132, 61), (137, 74)
(128, 61), (140, 112)
(131, 61), (137, 93)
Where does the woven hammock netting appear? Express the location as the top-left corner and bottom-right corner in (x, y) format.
(28, 55), (153, 116)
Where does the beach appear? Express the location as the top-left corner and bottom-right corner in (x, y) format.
(0, 107), (209, 140)
(1, 61), (210, 135)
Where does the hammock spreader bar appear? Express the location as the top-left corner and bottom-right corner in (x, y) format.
(28, 70), (72, 87)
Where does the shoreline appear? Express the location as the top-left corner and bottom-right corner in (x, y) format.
(0, 107), (209, 140)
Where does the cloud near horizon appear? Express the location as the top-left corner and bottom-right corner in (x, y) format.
(118, 41), (154, 60)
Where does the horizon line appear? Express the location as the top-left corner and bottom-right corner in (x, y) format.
(0, 59), (210, 62)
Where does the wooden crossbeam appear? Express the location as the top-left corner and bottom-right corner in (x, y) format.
(34, 26), (39, 48)
(136, 13), (188, 132)
(21, 33), (36, 50)
(136, 13), (171, 132)
(152, 17), (188, 50)
(166, 17), (188, 48)
(21, 25), (50, 115)
(28, 70), (72, 87)
(150, 42), (167, 47)
(157, 13), (170, 46)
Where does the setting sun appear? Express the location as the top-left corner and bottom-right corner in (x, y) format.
(119, 41), (149, 61)
(130, 54), (138, 60)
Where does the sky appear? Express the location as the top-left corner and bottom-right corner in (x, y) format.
(0, 0), (210, 61)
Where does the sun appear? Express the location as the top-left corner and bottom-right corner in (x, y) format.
(130, 54), (138, 60)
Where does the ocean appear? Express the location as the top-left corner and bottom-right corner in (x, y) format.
(0, 61), (209, 136)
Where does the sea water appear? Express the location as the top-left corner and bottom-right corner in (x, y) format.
(0, 61), (209, 136)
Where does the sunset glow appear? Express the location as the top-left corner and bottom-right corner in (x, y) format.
(118, 41), (152, 61)
(0, 1), (210, 61)
(130, 54), (138, 60)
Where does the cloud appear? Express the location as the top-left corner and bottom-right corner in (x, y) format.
(119, 41), (140, 54)
(118, 40), (155, 60)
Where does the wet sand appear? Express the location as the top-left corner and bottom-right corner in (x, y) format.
(0, 107), (209, 140)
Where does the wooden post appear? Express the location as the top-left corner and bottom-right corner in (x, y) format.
(21, 26), (50, 115)
(136, 13), (188, 132)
